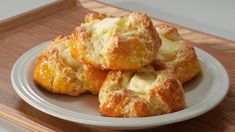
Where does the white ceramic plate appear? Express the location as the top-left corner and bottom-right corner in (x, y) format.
(11, 41), (229, 130)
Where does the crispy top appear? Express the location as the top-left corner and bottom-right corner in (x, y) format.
(71, 12), (161, 70)
(99, 65), (185, 117)
(33, 35), (108, 96)
(155, 24), (201, 83)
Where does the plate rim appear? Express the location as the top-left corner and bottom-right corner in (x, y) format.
(11, 42), (229, 129)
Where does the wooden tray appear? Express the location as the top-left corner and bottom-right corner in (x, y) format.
(0, 0), (76, 33)
(0, 0), (234, 131)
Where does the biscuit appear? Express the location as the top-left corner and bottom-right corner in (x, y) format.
(155, 24), (201, 83)
(71, 12), (161, 70)
(33, 35), (108, 96)
(99, 65), (185, 117)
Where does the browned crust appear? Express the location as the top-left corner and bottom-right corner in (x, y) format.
(33, 35), (108, 96)
(99, 68), (185, 117)
(99, 24), (199, 117)
(100, 90), (133, 117)
(100, 90), (153, 117)
(84, 12), (107, 23)
(130, 12), (162, 56)
(149, 79), (185, 113)
(104, 36), (146, 70)
(156, 24), (201, 83)
(81, 65), (108, 95)
(158, 39), (201, 83)
(155, 40), (201, 83)
(173, 40), (201, 83)
(33, 36), (83, 96)
(156, 24), (181, 41)
(71, 12), (161, 70)
(34, 54), (54, 91)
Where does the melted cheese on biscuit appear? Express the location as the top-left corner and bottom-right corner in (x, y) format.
(127, 67), (156, 94)
(58, 41), (82, 70)
(157, 36), (180, 62)
(87, 16), (141, 53)
(93, 17), (122, 36)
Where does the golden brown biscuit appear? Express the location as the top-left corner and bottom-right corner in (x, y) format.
(71, 12), (161, 70)
(99, 65), (185, 117)
(155, 24), (201, 83)
(33, 35), (108, 96)
(84, 12), (107, 23)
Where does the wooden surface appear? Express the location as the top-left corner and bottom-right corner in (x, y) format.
(0, 0), (76, 33)
(0, 0), (234, 131)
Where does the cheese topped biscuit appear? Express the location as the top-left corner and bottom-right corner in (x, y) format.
(71, 12), (161, 70)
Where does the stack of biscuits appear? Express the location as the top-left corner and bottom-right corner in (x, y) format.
(33, 12), (201, 117)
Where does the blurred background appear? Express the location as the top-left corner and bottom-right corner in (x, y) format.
(0, 0), (234, 41)
(98, 0), (235, 41)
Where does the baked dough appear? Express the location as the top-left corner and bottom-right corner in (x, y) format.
(98, 24), (201, 117)
(99, 65), (185, 117)
(71, 12), (161, 70)
(33, 35), (108, 96)
(155, 24), (201, 83)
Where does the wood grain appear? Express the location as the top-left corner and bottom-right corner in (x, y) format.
(0, 0), (76, 33)
(0, 0), (235, 131)
(0, 104), (60, 132)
